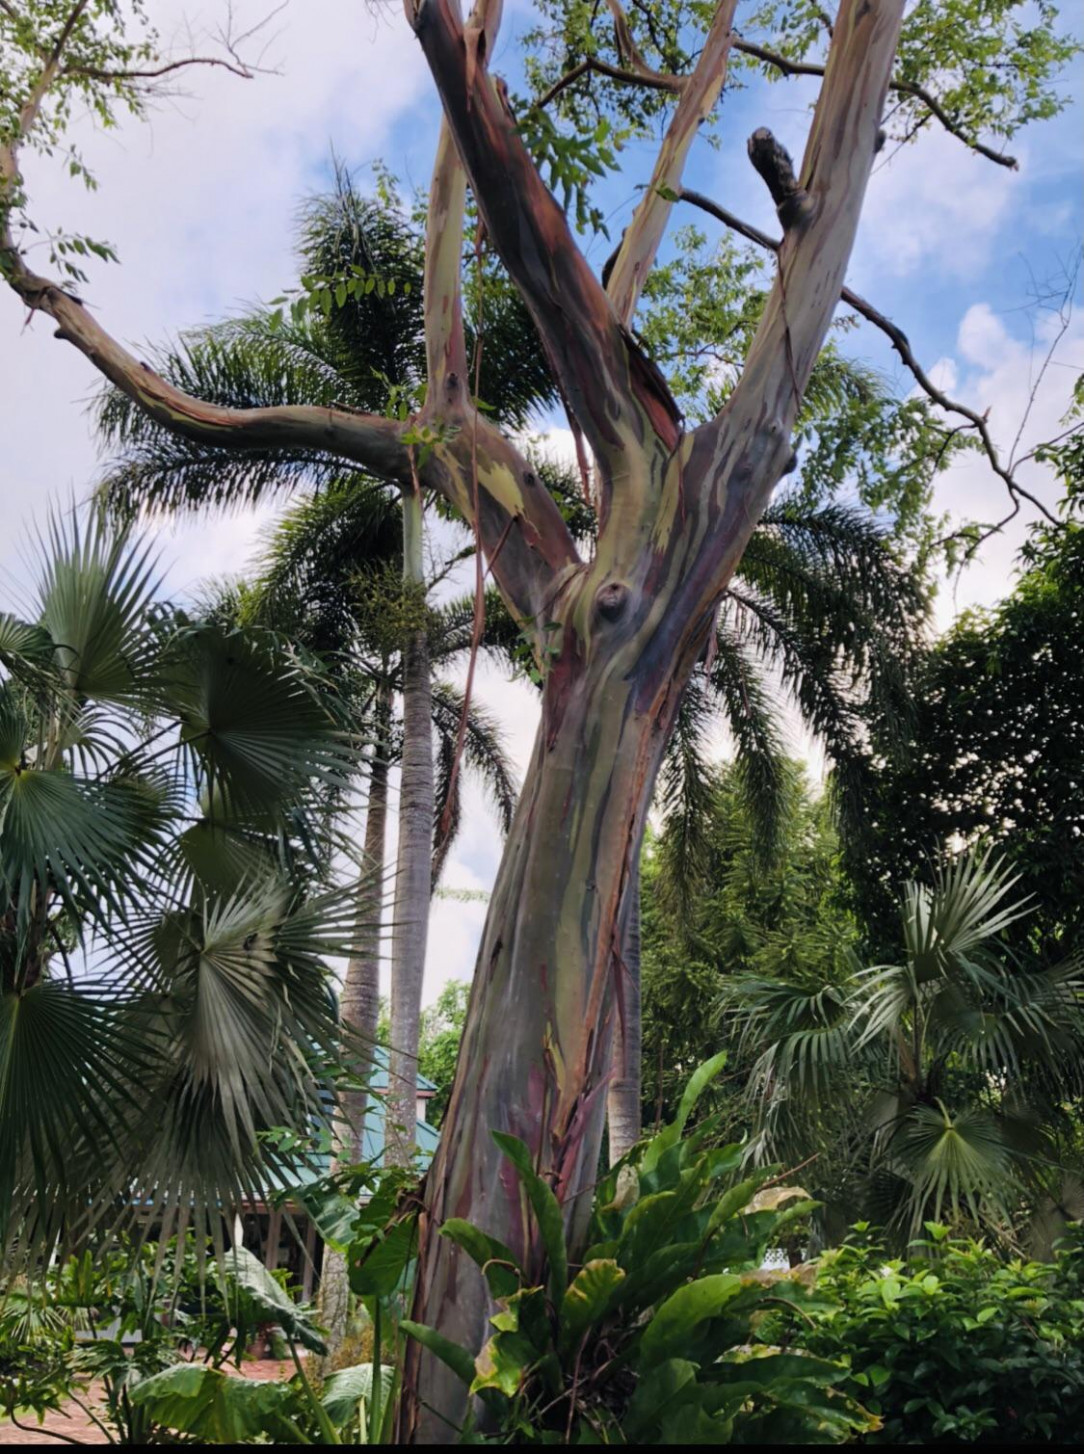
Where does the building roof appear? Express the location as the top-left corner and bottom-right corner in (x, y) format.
(259, 1046), (440, 1201)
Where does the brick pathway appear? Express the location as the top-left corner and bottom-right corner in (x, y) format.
(0, 1359), (296, 1445)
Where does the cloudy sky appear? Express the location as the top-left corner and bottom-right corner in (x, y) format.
(1, 0), (1081, 1001)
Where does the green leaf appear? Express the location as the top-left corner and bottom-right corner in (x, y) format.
(349, 1217), (416, 1298)
(640, 1273), (743, 1365)
(642, 1052), (728, 1172)
(559, 1258), (625, 1347)
(400, 1319), (476, 1388)
(321, 1362), (395, 1431)
(223, 1245), (327, 1354)
(130, 1363), (300, 1443)
(492, 1131), (568, 1302)
(440, 1218), (523, 1299)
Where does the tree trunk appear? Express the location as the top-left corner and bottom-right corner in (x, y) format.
(607, 858), (642, 1165)
(318, 684), (392, 1360)
(401, 554), (706, 1439)
(387, 486), (434, 1166)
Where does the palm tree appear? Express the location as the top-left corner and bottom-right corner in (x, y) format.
(728, 849), (1084, 1245)
(239, 478), (518, 1145)
(0, 509), (364, 1265)
(94, 164), (555, 1177)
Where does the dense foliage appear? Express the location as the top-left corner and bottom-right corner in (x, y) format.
(0, 512), (362, 1263)
(787, 1222), (1084, 1444)
(853, 480), (1084, 962)
(401, 1057), (875, 1444)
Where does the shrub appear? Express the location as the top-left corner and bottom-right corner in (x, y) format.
(790, 1222), (1084, 1443)
(402, 1054), (877, 1444)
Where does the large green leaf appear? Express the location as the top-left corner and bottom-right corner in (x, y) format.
(492, 1131), (568, 1303)
(559, 1258), (625, 1348)
(641, 1051), (728, 1173)
(400, 1319), (476, 1387)
(35, 511), (162, 707)
(440, 1218), (523, 1299)
(222, 1244), (327, 1354)
(130, 1363), (301, 1443)
(640, 1273), (744, 1366)
(321, 1361), (395, 1432)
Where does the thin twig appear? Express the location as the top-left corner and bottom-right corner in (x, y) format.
(731, 36), (1018, 170)
(677, 186), (1061, 535)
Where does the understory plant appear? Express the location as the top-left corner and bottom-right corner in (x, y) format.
(402, 1056), (877, 1444)
(786, 1222), (1084, 1444)
(0, 1235), (394, 1445)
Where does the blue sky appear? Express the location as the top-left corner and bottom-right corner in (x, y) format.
(0, 0), (1081, 998)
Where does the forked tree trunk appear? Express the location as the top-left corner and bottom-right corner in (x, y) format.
(318, 684), (392, 1359)
(607, 859), (642, 1165)
(400, 0), (903, 1430)
(387, 486), (434, 1166)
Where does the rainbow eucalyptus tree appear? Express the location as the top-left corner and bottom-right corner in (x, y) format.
(1, 0), (1077, 1439)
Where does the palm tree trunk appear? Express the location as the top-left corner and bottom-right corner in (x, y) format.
(607, 858), (642, 1164)
(318, 682), (392, 1361)
(387, 485), (434, 1167)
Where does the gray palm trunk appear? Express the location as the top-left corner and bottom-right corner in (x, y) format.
(607, 860), (642, 1165)
(386, 486), (434, 1166)
(317, 683), (392, 1359)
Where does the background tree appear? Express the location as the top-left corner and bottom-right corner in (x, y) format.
(1, 0), (1078, 1438)
(850, 425), (1084, 961)
(94, 164), (553, 1173)
(727, 850), (1084, 1247)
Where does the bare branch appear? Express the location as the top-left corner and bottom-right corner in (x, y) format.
(407, 0), (682, 479)
(61, 55), (259, 84)
(536, 55), (682, 111)
(605, 0), (738, 329)
(422, 118), (469, 400)
(3, 251), (411, 479)
(678, 185), (1061, 532)
(733, 35), (1019, 170)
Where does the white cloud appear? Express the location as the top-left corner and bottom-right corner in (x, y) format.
(925, 293), (1083, 624)
(852, 129), (1023, 283)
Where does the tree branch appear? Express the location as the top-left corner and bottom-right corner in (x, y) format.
(423, 117), (470, 401)
(687, 0), (905, 586)
(733, 35), (1019, 171)
(3, 250), (411, 478)
(406, 0), (682, 484)
(61, 55), (259, 83)
(605, 0), (738, 330)
(536, 54), (682, 111)
(678, 187), (1060, 530)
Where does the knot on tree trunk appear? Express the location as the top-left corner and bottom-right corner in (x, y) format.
(747, 127), (817, 232)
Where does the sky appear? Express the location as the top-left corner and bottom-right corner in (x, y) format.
(1, 0), (1081, 1003)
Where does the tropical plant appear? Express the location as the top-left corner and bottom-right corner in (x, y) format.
(0, 509), (362, 1262)
(728, 849), (1084, 1244)
(786, 1221), (1084, 1444)
(400, 1055), (877, 1444)
(4, 0), (1079, 1437)
(640, 759), (859, 1135)
(93, 166), (551, 1178)
(0, 1235), (388, 1445)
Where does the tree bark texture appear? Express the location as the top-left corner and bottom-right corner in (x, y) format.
(400, 0), (904, 1438)
(318, 685), (392, 1362)
(386, 488), (434, 1167)
(607, 858), (642, 1165)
